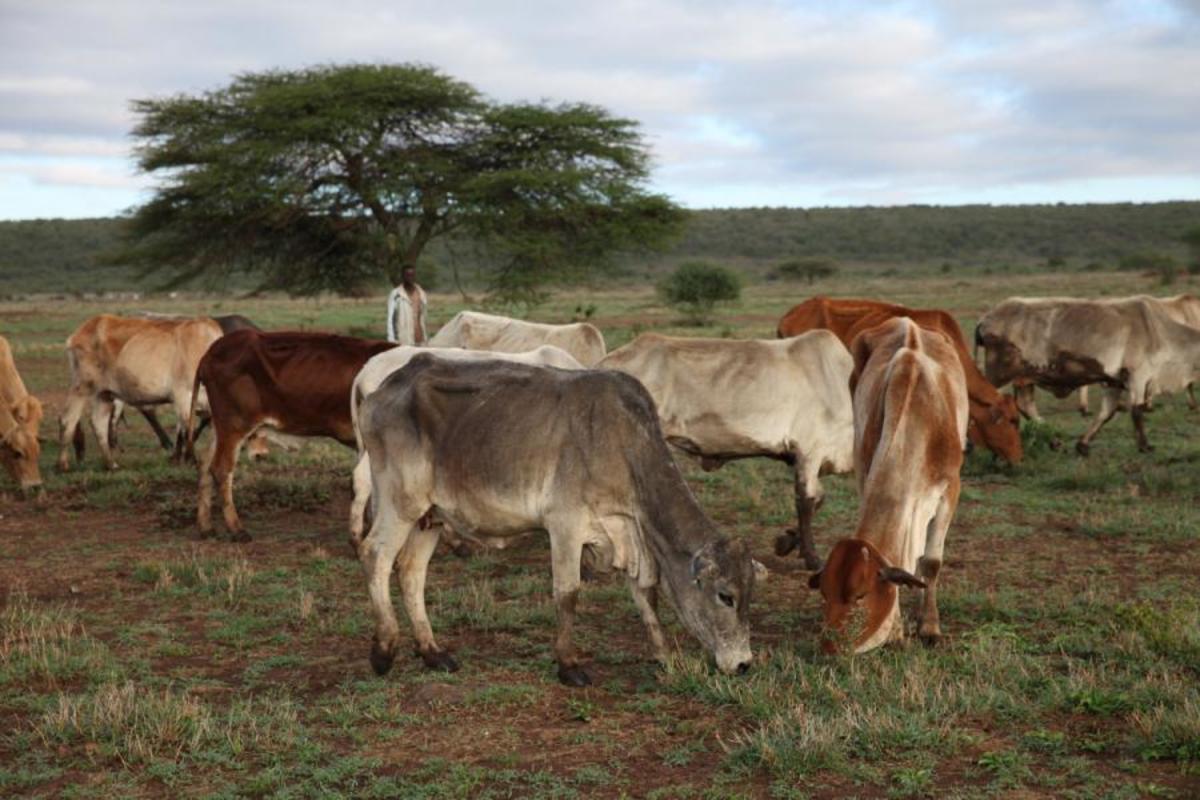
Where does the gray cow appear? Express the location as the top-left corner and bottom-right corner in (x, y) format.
(358, 356), (760, 686)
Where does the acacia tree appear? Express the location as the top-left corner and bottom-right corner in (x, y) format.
(121, 63), (684, 298)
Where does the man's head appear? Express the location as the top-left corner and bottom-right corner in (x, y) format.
(401, 267), (417, 286)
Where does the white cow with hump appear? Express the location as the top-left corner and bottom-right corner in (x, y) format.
(427, 310), (607, 366)
(348, 344), (585, 544)
(598, 331), (855, 571)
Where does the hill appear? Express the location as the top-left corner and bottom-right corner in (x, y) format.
(1, 202), (1196, 296)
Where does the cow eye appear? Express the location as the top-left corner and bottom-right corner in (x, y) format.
(718, 591), (735, 608)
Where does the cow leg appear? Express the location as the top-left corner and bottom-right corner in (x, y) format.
(1076, 386), (1121, 456)
(198, 427), (246, 538)
(1131, 403), (1154, 453)
(1076, 386), (1091, 417)
(1188, 383), (1198, 411)
(361, 499), (419, 676)
(57, 391), (89, 471)
(775, 458), (822, 570)
(1013, 384), (1041, 421)
(138, 407), (174, 450)
(186, 416), (211, 461)
(917, 482), (958, 644)
(348, 452), (372, 551)
(396, 526), (457, 672)
(218, 437), (248, 539)
(90, 396), (118, 470)
(627, 581), (669, 665)
(548, 529), (590, 687)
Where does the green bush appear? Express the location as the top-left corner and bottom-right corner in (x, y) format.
(657, 261), (741, 324)
(774, 256), (839, 283)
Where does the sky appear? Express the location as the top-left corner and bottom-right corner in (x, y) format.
(1, 0), (1198, 220)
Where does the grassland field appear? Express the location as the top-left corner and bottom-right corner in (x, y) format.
(1, 268), (1198, 799)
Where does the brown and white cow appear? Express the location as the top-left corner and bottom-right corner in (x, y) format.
(58, 314), (222, 471)
(0, 335), (44, 495)
(977, 295), (1200, 454)
(599, 332), (854, 571)
(808, 317), (968, 654)
(428, 310), (607, 366)
(347, 344), (585, 546)
(778, 296), (1021, 465)
(358, 355), (760, 684)
(191, 329), (395, 538)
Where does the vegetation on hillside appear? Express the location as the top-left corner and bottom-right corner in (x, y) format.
(2, 201), (1198, 297)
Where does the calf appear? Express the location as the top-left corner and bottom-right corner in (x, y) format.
(359, 356), (760, 684)
(809, 318), (968, 653)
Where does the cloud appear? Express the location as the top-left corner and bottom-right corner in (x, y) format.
(0, 0), (1197, 216)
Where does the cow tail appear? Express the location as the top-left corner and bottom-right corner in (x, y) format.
(350, 378), (365, 455)
(186, 367), (203, 454)
(973, 323), (983, 363)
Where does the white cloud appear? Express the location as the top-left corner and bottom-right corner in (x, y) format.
(0, 0), (1197, 217)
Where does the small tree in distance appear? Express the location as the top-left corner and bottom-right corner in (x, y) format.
(658, 261), (741, 325)
(774, 256), (838, 284)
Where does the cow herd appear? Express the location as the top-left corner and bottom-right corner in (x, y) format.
(3, 293), (1200, 685)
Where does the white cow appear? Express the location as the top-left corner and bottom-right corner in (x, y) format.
(599, 332), (855, 570)
(348, 344), (585, 544)
(428, 311), (607, 366)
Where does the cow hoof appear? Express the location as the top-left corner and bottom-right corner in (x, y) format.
(1075, 441), (1090, 457)
(450, 542), (477, 559)
(557, 664), (592, 687)
(230, 530), (252, 543)
(803, 554), (824, 572)
(1138, 443), (1155, 454)
(419, 650), (460, 673)
(773, 531), (798, 557)
(1078, 409), (1092, 418)
(369, 639), (396, 676)
(919, 631), (942, 647)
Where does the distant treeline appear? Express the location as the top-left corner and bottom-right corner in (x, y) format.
(2, 202), (1197, 296)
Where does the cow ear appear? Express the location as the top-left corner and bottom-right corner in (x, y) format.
(848, 332), (875, 396)
(690, 548), (717, 582)
(11, 400), (27, 424)
(752, 559), (769, 583)
(879, 566), (926, 589)
(807, 570), (822, 589)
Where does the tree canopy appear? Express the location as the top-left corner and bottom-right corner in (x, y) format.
(121, 63), (684, 299)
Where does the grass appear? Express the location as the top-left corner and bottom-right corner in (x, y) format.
(1, 271), (1199, 796)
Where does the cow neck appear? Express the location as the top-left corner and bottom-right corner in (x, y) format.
(634, 453), (725, 559)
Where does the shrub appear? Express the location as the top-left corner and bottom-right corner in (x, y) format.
(774, 256), (839, 284)
(658, 261), (741, 324)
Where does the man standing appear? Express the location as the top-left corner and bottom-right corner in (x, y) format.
(385, 266), (428, 345)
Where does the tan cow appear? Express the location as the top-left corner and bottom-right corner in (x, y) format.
(600, 332), (854, 571)
(428, 311), (607, 366)
(977, 296), (1200, 454)
(58, 315), (222, 470)
(0, 335), (44, 495)
(347, 344), (585, 546)
(808, 317), (968, 653)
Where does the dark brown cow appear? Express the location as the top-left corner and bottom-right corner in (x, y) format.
(191, 330), (395, 538)
(808, 318), (969, 653)
(777, 296), (1021, 464)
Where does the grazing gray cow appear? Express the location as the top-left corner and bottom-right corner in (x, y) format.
(347, 344), (585, 545)
(358, 356), (759, 686)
